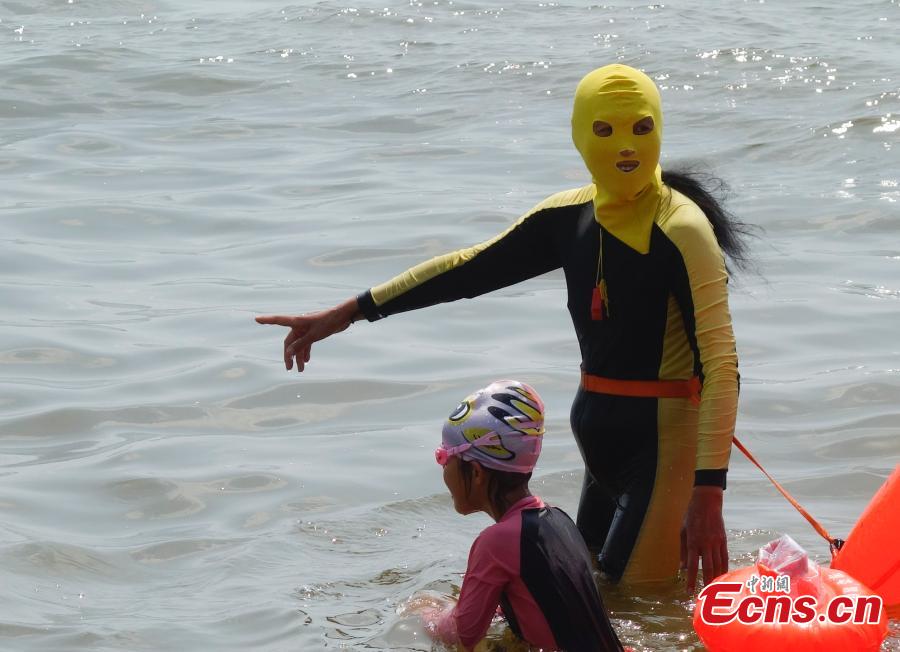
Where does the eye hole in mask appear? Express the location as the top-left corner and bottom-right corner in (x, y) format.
(593, 121), (613, 137)
(632, 116), (655, 135)
(591, 116), (656, 138)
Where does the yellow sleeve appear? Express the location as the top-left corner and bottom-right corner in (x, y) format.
(664, 199), (738, 472)
(358, 186), (593, 321)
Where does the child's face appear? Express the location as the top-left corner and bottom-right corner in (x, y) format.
(443, 455), (478, 515)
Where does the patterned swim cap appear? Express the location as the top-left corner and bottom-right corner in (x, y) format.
(441, 380), (545, 473)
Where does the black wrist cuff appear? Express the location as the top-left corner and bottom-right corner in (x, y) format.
(356, 290), (383, 322)
(694, 469), (727, 489)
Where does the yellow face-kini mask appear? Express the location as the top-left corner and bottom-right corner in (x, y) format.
(571, 64), (663, 254)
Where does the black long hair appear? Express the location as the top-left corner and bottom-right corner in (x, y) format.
(661, 168), (757, 274)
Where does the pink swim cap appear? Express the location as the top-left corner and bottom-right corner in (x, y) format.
(440, 380), (545, 473)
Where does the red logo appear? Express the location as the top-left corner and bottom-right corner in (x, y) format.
(697, 575), (883, 626)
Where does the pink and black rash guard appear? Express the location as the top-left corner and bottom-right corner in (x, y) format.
(434, 495), (623, 651)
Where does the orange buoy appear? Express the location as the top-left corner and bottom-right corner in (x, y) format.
(693, 535), (888, 652)
(832, 464), (900, 616)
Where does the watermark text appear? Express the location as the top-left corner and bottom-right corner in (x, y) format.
(697, 575), (883, 626)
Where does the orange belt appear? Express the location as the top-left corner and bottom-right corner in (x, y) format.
(580, 372), (702, 405)
(580, 371), (844, 555)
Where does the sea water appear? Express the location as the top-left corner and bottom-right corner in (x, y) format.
(1, 1), (898, 649)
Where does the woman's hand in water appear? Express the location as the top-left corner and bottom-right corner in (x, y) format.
(255, 297), (361, 372)
(680, 485), (728, 594)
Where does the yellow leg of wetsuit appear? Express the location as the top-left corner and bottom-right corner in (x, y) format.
(619, 396), (697, 584)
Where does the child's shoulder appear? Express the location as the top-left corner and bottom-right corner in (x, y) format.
(477, 515), (520, 547)
(477, 496), (547, 546)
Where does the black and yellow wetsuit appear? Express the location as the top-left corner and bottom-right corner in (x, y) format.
(356, 65), (738, 583)
(357, 183), (737, 582)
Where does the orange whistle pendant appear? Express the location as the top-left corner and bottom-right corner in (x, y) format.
(591, 285), (604, 321)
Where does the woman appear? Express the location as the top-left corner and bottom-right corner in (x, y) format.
(257, 64), (749, 592)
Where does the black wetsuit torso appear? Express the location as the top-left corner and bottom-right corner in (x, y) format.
(501, 506), (624, 652)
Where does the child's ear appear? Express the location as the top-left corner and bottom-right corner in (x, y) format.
(470, 460), (486, 485)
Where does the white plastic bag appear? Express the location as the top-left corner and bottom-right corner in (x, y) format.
(757, 534), (824, 599)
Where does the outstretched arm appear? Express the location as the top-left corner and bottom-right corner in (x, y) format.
(355, 193), (575, 322)
(256, 188), (587, 372)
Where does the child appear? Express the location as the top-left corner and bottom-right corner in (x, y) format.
(419, 380), (625, 652)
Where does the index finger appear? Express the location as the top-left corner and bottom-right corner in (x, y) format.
(255, 315), (294, 326)
(686, 546), (700, 593)
(715, 540), (729, 580)
(701, 546), (716, 587)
